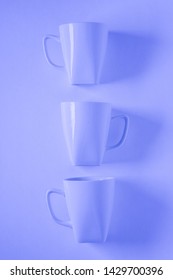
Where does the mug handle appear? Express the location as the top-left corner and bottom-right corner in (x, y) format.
(43, 35), (64, 68)
(107, 115), (129, 150)
(46, 188), (72, 228)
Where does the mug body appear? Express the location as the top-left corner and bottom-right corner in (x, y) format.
(64, 177), (115, 243)
(59, 22), (107, 84)
(61, 102), (111, 165)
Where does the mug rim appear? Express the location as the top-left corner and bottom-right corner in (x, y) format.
(59, 22), (107, 28)
(64, 176), (115, 182)
(61, 101), (111, 106)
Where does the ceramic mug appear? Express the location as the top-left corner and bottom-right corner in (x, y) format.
(43, 22), (108, 84)
(61, 102), (128, 166)
(47, 176), (115, 243)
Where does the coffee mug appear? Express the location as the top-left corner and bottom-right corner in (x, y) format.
(46, 177), (115, 243)
(43, 22), (108, 84)
(61, 102), (128, 166)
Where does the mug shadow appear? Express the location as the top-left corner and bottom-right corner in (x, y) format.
(103, 109), (163, 163)
(106, 179), (168, 245)
(100, 31), (159, 83)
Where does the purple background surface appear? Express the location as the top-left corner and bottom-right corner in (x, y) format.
(0, 0), (173, 259)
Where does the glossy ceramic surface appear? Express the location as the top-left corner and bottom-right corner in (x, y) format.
(61, 102), (128, 165)
(43, 22), (108, 84)
(47, 176), (115, 243)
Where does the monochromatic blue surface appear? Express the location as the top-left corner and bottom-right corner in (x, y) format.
(0, 0), (173, 259)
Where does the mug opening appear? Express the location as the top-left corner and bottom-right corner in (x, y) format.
(64, 177), (115, 182)
(59, 22), (107, 28)
(61, 101), (111, 106)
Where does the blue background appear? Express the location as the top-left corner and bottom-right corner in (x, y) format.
(0, 0), (173, 259)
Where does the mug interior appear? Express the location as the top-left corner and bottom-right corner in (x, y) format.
(64, 176), (115, 182)
(59, 22), (107, 28)
(61, 101), (111, 107)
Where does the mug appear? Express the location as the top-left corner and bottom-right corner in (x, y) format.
(43, 22), (108, 84)
(46, 176), (115, 243)
(61, 102), (129, 166)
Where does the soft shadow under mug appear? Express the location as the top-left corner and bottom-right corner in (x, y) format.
(43, 22), (108, 84)
(46, 177), (115, 243)
(61, 102), (128, 166)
